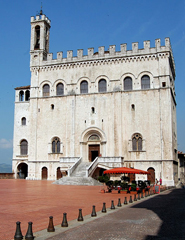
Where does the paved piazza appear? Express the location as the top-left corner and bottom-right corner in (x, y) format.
(1, 180), (184, 240)
(0, 179), (131, 240)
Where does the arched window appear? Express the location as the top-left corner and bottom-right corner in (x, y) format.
(43, 84), (50, 97)
(21, 117), (26, 125)
(124, 77), (132, 91)
(80, 81), (88, 94)
(132, 133), (142, 151)
(19, 91), (24, 101)
(34, 25), (40, 50)
(56, 83), (64, 96)
(98, 79), (107, 92)
(20, 140), (28, 155)
(52, 137), (60, 153)
(25, 90), (30, 101)
(141, 75), (150, 89)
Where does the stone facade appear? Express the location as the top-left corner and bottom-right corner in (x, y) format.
(12, 13), (178, 185)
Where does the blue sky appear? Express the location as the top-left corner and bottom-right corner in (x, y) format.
(0, 0), (185, 165)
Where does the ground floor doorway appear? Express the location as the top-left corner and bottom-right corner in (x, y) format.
(147, 167), (155, 184)
(17, 163), (28, 179)
(57, 167), (63, 180)
(42, 167), (48, 180)
(89, 145), (100, 162)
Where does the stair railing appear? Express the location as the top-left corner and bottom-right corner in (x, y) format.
(86, 157), (99, 177)
(68, 157), (82, 177)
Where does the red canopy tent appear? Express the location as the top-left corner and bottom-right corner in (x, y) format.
(103, 167), (150, 175)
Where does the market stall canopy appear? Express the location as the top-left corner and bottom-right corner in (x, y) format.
(103, 167), (150, 175)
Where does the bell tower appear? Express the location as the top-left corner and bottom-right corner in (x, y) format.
(30, 10), (51, 66)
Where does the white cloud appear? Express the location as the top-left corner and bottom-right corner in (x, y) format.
(0, 139), (13, 149)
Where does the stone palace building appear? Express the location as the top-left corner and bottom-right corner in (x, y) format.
(12, 12), (178, 186)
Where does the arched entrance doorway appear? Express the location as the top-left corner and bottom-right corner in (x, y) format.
(17, 163), (28, 179)
(42, 167), (48, 180)
(80, 127), (106, 162)
(147, 167), (155, 184)
(56, 167), (63, 180)
(88, 134), (100, 162)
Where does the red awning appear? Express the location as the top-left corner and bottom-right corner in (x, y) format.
(103, 167), (150, 175)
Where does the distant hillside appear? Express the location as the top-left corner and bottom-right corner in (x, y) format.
(0, 163), (12, 173)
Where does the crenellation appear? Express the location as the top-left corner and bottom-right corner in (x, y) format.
(57, 52), (63, 61)
(132, 42), (138, 53)
(120, 43), (127, 53)
(77, 49), (83, 59)
(67, 50), (73, 60)
(165, 37), (170, 47)
(47, 53), (53, 61)
(98, 46), (105, 56)
(30, 38), (174, 71)
(30, 14), (51, 25)
(109, 45), (116, 55)
(88, 48), (94, 57)
(155, 38), (161, 51)
(144, 40), (150, 50)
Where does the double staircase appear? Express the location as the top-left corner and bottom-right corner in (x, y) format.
(54, 162), (103, 186)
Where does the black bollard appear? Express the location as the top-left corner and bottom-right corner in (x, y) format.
(102, 202), (107, 213)
(111, 200), (115, 209)
(77, 209), (84, 221)
(138, 193), (140, 200)
(25, 222), (34, 240)
(141, 192), (144, 198)
(129, 196), (133, 203)
(124, 197), (128, 205)
(148, 190), (150, 196)
(61, 213), (68, 227)
(47, 216), (55, 232)
(134, 194), (137, 201)
(117, 198), (122, 207)
(14, 221), (23, 240)
(91, 205), (97, 217)
(145, 191), (147, 197)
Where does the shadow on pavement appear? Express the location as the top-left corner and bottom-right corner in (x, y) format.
(131, 189), (185, 239)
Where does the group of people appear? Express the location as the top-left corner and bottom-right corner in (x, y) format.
(155, 178), (162, 185)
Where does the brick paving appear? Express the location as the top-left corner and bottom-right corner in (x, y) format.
(0, 179), (133, 240)
(1, 180), (184, 240)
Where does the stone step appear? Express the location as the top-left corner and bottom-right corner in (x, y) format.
(53, 176), (103, 186)
(71, 162), (91, 177)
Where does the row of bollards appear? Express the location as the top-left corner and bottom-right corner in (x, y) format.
(14, 189), (155, 239)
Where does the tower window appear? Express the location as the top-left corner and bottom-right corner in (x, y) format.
(51, 104), (54, 110)
(19, 91), (24, 101)
(162, 82), (166, 87)
(98, 79), (107, 92)
(21, 117), (26, 125)
(56, 83), (64, 96)
(80, 81), (88, 94)
(131, 104), (135, 110)
(25, 90), (30, 101)
(141, 75), (150, 89)
(92, 107), (95, 113)
(124, 77), (132, 91)
(20, 139), (28, 155)
(43, 84), (50, 97)
(34, 25), (40, 50)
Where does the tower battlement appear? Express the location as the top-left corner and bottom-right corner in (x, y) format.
(30, 14), (51, 25)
